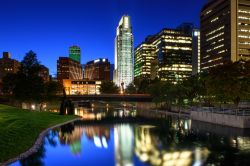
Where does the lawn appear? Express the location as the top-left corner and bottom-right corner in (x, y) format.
(0, 104), (77, 163)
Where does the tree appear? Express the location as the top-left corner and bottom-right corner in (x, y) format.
(134, 77), (150, 94)
(99, 81), (119, 94)
(2, 73), (17, 94)
(125, 83), (137, 94)
(148, 81), (166, 107)
(44, 81), (63, 100)
(3, 51), (45, 103)
(205, 60), (250, 106)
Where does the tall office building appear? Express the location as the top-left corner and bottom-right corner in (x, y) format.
(192, 29), (201, 75)
(84, 58), (110, 81)
(69, 46), (81, 63)
(134, 36), (157, 79)
(134, 28), (192, 83)
(114, 15), (134, 88)
(57, 57), (83, 82)
(201, 0), (250, 71)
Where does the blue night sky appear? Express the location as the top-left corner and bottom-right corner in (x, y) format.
(0, 0), (207, 76)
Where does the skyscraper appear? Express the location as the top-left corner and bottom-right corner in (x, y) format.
(69, 46), (81, 63)
(114, 15), (134, 89)
(134, 36), (157, 79)
(134, 28), (192, 84)
(201, 0), (250, 71)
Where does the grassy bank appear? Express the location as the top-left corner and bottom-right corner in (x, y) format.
(0, 104), (77, 163)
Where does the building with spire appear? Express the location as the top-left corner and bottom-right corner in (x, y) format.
(113, 15), (134, 89)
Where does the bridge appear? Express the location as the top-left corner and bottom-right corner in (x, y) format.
(64, 94), (153, 102)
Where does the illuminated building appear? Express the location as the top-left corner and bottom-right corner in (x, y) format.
(69, 45), (81, 63)
(62, 79), (101, 95)
(192, 29), (201, 75)
(57, 57), (83, 82)
(39, 65), (50, 82)
(84, 58), (110, 81)
(0, 52), (21, 93)
(114, 15), (134, 88)
(134, 36), (157, 79)
(0, 52), (20, 80)
(201, 0), (250, 71)
(135, 28), (192, 83)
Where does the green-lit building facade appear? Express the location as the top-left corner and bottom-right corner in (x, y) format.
(69, 45), (81, 63)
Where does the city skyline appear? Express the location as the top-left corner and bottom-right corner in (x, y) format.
(0, 0), (207, 75)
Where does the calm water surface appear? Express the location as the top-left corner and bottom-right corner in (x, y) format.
(10, 104), (250, 166)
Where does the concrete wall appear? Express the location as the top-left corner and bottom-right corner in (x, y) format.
(191, 111), (250, 128)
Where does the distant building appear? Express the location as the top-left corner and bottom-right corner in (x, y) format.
(200, 0), (250, 71)
(114, 15), (134, 88)
(84, 58), (110, 81)
(69, 46), (81, 63)
(110, 64), (114, 81)
(0, 52), (21, 93)
(135, 28), (192, 83)
(134, 36), (157, 79)
(57, 57), (83, 82)
(39, 65), (50, 82)
(62, 79), (102, 95)
(192, 29), (201, 75)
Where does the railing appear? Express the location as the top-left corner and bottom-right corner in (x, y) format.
(192, 107), (250, 116)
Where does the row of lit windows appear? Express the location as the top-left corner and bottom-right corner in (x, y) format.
(164, 39), (191, 44)
(4, 68), (13, 71)
(211, 17), (219, 23)
(207, 32), (224, 42)
(239, 35), (250, 39)
(164, 46), (192, 51)
(239, 10), (250, 14)
(206, 26), (224, 37)
(238, 16), (250, 21)
(239, 29), (250, 33)
(240, 42), (250, 45)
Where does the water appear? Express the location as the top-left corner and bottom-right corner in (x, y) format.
(10, 104), (250, 166)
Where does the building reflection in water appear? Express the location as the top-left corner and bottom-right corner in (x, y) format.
(74, 107), (106, 120)
(114, 124), (134, 166)
(58, 123), (111, 155)
(134, 119), (210, 166)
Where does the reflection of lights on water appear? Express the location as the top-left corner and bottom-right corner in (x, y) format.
(94, 136), (102, 148)
(93, 136), (109, 149)
(135, 125), (210, 166)
(119, 110), (123, 117)
(102, 137), (108, 149)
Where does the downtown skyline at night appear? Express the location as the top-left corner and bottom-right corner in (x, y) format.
(0, 0), (206, 75)
(1, 0), (250, 165)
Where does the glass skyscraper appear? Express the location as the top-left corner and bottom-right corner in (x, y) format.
(114, 15), (134, 89)
(69, 45), (81, 63)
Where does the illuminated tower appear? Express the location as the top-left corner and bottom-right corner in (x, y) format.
(69, 45), (81, 63)
(114, 15), (134, 89)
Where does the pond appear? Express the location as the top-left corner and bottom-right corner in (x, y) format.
(10, 104), (250, 166)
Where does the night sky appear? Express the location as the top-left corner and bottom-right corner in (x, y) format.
(0, 0), (207, 76)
